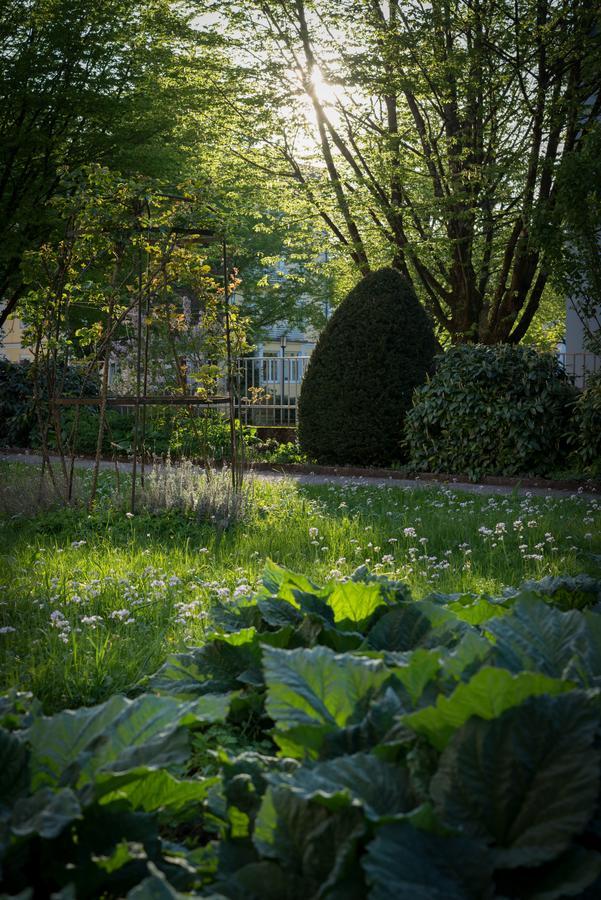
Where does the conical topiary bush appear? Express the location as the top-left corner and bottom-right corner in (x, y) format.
(298, 267), (438, 466)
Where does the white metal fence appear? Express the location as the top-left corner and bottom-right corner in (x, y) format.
(236, 356), (310, 425)
(232, 350), (600, 427)
(558, 352), (600, 390)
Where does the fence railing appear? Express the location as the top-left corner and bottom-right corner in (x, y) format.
(232, 350), (600, 427)
(558, 352), (600, 390)
(235, 356), (310, 426)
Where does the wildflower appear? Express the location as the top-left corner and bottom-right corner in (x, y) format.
(309, 527), (319, 539)
(110, 609), (131, 621)
(0, 626), (15, 634)
(403, 527), (417, 538)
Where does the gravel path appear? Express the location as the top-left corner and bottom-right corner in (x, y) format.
(1, 451), (596, 499)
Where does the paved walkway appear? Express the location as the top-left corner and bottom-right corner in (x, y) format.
(1, 451), (597, 499)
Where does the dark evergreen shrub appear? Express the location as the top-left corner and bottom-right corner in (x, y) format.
(0, 359), (98, 448)
(298, 268), (438, 466)
(569, 374), (601, 476)
(405, 344), (578, 478)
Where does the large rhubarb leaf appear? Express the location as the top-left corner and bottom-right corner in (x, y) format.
(28, 693), (230, 789)
(363, 822), (492, 900)
(403, 667), (571, 750)
(430, 692), (601, 868)
(266, 752), (414, 822)
(486, 598), (591, 679)
(263, 645), (391, 758)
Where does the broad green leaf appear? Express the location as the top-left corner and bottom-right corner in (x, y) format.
(389, 649), (441, 705)
(260, 560), (322, 603)
(94, 839), (146, 874)
(439, 632), (491, 681)
(366, 604), (432, 651)
(487, 598), (591, 679)
(266, 752), (413, 822)
(11, 787), (81, 839)
(253, 786), (365, 896)
(366, 601), (467, 652)
(150, 629), (261, 696)
(325, 580), (388, 628)
(430, 692), (601, 868)
(263, 645), (391, 756)
(363, 822), (492, 899)
(150, 627), (293, 697)
(95, 767), (217, 813)
(28, 693), (230, 789)
(403, 667), (571, 750)
(447, 597), (510, 625)
(257, 597), (303, 628)
(503, 575), (601, 612)
(0, 727), (28, 807)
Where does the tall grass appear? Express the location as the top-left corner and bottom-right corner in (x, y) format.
(0, 462), (599, 711)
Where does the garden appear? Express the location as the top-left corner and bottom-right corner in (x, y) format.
(1, 458), (600, 897)
(2, 1), (601, 898)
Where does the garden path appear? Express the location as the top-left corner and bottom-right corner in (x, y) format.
(1, 451), (597, 499)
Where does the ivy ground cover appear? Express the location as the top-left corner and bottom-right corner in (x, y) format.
(2, 561), (601, 898)
(0, 461), (599, 711)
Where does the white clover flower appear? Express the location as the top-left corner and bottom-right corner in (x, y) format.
(110, 609), (131, 621)
(403, 527), (417, 538)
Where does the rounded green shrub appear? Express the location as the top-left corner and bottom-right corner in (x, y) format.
(298, 268), (438, 466)
(570, 375), (601, 476)
(405, 344), (577, 478)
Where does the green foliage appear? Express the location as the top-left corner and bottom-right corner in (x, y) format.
(545, 124), (601, 357)
(214, 1), (600, 344)
(569, 377), (601, 476)
(298, 268), (438, 466)
(405, 344), (577, 478)
(0, 0), (206, 314)
(0, 359), (98, 447)
(3, 562), (601, 896)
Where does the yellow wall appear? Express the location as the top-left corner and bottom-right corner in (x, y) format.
(0, 318), (33, 363)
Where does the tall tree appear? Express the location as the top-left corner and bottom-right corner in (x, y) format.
(209, 0), (600, 343)
(0, 0), (201, 328)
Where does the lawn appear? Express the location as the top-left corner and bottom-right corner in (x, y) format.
(0, 461), (599, 712)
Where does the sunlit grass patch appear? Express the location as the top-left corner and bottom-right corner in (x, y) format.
(0, 462), (599, 711)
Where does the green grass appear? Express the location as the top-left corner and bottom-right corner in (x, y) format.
(0, 461), (599, 711)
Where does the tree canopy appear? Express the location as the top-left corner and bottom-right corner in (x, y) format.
(1, 0), (599, 346)
(207, 0), (600, 344)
